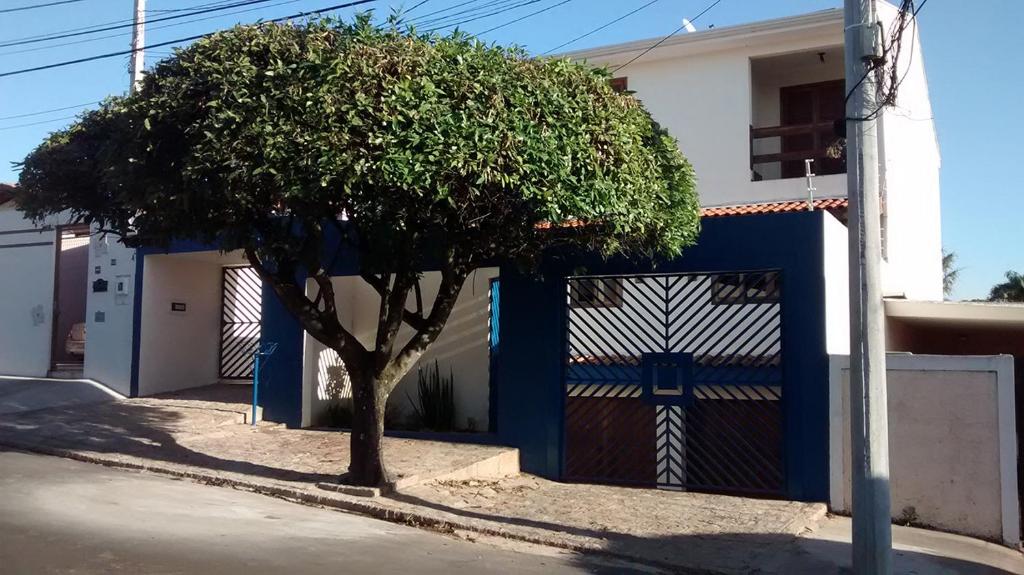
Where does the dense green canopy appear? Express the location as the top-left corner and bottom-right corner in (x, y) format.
(18, 17), (699, 268)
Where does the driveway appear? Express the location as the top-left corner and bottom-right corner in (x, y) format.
(0, 450), (657, 574)
(0, 376), (120, 415)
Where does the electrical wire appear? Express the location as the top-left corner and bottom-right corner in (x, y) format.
(0, 100), (101, 121)
(0, 0), (305, 56)
(412, 0), (526, 30)
(476, 0), (573, 36)
(0, 0), (381, 78)
(543, 0), (666, 55)
(402, 0), (432, 15)
(423, 0), (543, 33)
(0, 0), (85, 14)
(0, 114), (79, 131)
(611, 0), (722, 73)
(0, 0), (281, 48)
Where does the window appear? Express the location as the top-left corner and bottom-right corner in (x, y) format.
(570, 278), (624, 308)
(609, 77), (628, 93)
(711, 273), (780, 305)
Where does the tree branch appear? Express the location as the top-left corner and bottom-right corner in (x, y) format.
(244, 247), (368, 367)
(380, 264), (468, 391)
(361, 271), (429, 332)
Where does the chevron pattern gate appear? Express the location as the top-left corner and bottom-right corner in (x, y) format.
(563, 271), (785, 495)
(219, 266), (262, 380)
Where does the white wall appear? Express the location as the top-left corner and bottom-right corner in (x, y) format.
(0, 204), (58, 377)
(83, 233), (137, 395)
(136, 254), (224, 396)
(570, 13), (847, 208)
(570, 7), (943, 300)
(828, 353), (1019, 546)
(302, 269), (498, 431)
(876, 1), (944, 301)
(823, 212), (850, 355)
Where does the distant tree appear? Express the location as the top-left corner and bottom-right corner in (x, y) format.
(989, 271), (1024, 303)
(15, 18), (700, 486)
(942, 249), (961, 299)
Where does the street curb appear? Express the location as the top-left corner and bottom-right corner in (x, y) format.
(0, 439), (718, 574)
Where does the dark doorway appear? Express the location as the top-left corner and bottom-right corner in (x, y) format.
(50, 225), (90, 372)
(780, 79), (846, 179)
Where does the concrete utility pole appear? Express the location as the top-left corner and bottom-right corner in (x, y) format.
(129, 0), (145, 94)
(844, 0), (892, 573)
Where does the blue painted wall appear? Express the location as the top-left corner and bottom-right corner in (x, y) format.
(494, 211), (832, 502)
(258, 282), (305, 427)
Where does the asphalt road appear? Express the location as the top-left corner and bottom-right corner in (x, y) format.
(0, 450), (658, 574)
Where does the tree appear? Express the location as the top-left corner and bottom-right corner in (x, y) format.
(15, 18), (700, 486)
(942, 249), (961, 299)
(989, 271), (1024, 303)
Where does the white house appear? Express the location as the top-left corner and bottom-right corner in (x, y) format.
(564, 5), (943, 302)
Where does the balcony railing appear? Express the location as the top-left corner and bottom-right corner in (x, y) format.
(749, 121), (846, 181)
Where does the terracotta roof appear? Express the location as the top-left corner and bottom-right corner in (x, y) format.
(0, 183), (15, 206)
(700, 197), (848, 218)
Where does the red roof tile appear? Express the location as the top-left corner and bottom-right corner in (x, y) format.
(0, 183), (15, 206)
(700, 197), (848, 218)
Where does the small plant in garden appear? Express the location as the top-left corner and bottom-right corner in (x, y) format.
(408, 360), (455, 432)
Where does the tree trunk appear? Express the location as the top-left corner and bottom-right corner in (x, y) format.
(348, 370), (390, 487)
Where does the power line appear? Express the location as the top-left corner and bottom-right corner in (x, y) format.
(403, 0), (431, 15)
(423, 0), (542, 32)
(412, 0), (524, 30)
(0, 100), (101, 121)
(407, 0), (489, 24)
(477, 0), (573, 36)
(611, 0), (723, 73)
(0, 0), (280, 48)
(0, 0), (305, 56)
(0, 0), (381, 79)
(0, 114), (79, 131)
(543, 0), (666, 55)
(0, 0), (85, 14)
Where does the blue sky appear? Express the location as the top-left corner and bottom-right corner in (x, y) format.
(0, 0), (1018, 300)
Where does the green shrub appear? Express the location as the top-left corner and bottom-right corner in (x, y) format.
(408, 360), (455, 432)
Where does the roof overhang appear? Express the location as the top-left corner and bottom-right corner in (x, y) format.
(885, 299), (1024, 329)
(558, 9), (844, 66)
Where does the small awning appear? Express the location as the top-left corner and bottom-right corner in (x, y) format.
(885, 299), (1024, 328)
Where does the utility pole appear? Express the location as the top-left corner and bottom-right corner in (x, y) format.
(129, 0), (145, 93)
(844, 0), (892, 573)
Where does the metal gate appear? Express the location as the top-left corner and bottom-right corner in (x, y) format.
(219, 266), (262, 379)
(563, 271), (784, 495)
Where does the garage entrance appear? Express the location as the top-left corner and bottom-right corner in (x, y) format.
(50, 225), (90, 375)
(563, 271), (785, 496)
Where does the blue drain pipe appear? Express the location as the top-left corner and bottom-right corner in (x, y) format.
(252, 342), (278, 426)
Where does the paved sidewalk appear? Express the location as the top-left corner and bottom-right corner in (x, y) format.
(0, 376), (120, 414)
(0, 392), (1019, 574)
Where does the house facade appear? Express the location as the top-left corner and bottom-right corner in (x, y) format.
(1, 5), (1018, 545)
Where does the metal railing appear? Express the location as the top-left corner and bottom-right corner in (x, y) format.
(749, 122), (845, 179)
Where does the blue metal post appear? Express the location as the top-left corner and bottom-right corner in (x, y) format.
(252, 351), (260, 427)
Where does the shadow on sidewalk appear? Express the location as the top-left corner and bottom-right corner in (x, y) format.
(582, 531), (1020, 575)
(0, 401), (338, 484)
(390, 492), (1020, 575)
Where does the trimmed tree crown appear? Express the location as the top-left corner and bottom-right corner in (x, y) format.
(18, 17), (699, 269)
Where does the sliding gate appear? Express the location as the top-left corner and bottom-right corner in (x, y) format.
(219, 266), (262, 379)
(563, 271), (785, 495)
